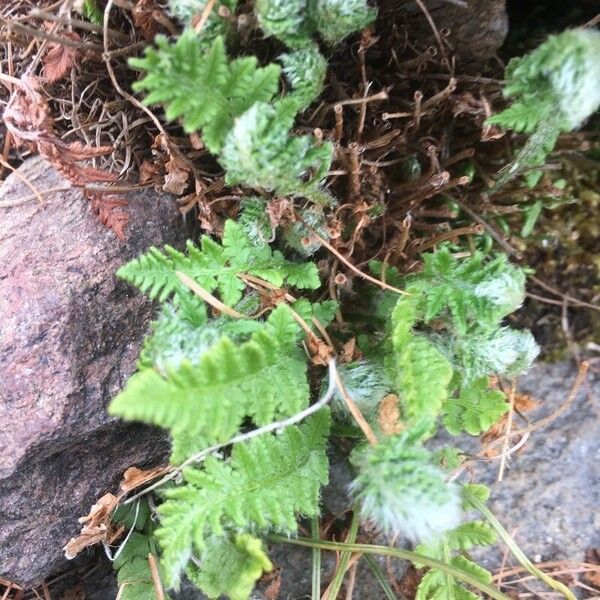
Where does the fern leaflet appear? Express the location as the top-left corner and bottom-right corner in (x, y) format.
(156, 410), (330, 588)
(109, 305), (310, 462)
(415, 486), (496, 600)
(186, 534), (272, 600)
(443, 378), (508, 436)
(130, 34), (280, 153)
(117, 219), (320, 305)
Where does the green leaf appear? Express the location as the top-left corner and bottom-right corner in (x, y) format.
(443, 378), (508, 436)
(131, 34), (281, 153)
(114, 532), (169, 600)
(220, 101), (334, 204)
(156, 411), (331, 588)
(280, 44), (328, 108)
(117, 220), (320, 305)
(110, 305), (310, 462)
(186, 534), (272, 600)
(415, 520), (494, 600)
(308, 0), (377, 43)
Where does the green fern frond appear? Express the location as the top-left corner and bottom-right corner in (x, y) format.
(221, 102), (334, 203)
(280, 44), (328, 108)
(109, 305), (311, 462)
(80, 0), (103, 25)
(390, 295), (453, 425)
(416, 556), (493, 600)
(408, 249), (526, 334)
(415, 488), (496, 600)
(487, 29), (600, 187)
(450, 327), (539, 382)
(351, 430), (462, 542)
(290, 298), (339, 331)
(238, 197), (273, 247)
(117, 219), (320, 306)
(309, 0), (377, 44)
(168, 0), (237, 41)
(443, 378), (508, 436)
(156, 410), (330, 588)
(186, 534), (272, 600)
(130, 34), (280, 153)
(254, 0), (311, 47)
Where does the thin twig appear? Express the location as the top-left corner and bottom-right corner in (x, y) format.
(332, 365), (378, 446)
(0, 156), (44, 204)
(332, 90), (388, 108)
(102, 0), (167, 137)
(147, 553), (166, 600)
(304, 225), (409, 296)
(497, 382), (515, 482)
(194, 0), (217, 32)
(411, 0), (452, 71)
(480, 361), (589, 454)
(176, 272), (246, 319)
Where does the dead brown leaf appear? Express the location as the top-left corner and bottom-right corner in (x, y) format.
(341, 338), (360, 363)
(584, 548), (600, 587)
(63, 493), (122, 559)
(163, 158), (190, 195)
(378, 394), (403, 435)
(133, 0), (160, 39)
(43, 33), (80, 83)
(261, 568), (282, 600)
(120, 465), (170, 493)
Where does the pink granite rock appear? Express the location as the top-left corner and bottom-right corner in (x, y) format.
(0, 157), (188, 584)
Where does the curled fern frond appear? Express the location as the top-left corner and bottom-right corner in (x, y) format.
(351, 431), (462, 542)
(221, 102), (334, 203)
(332, 360), (390, 420)
(254, 0), (311, 47)
(280, 44), (328, 109)
(450, 327), (540, 382)
(309, 0), (376, 44)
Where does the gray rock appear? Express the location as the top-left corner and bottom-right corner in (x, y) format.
(476, 361), (600, 565)
(0, 157), (189, 585)
(403, 0), (508, 63)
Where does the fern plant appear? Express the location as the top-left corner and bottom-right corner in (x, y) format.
(88, 4), (556, 600)
(488, 28), (600, 187)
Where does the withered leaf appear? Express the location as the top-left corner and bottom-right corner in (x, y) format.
(43, 34), (80, 83)
(63, 494), (121, 559)
(120, 465), (170, 493)
(163, 158), (190, 195)
(378, 394), (403, 435)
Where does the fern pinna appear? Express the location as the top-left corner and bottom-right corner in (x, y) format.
(96, 2), (549, 599)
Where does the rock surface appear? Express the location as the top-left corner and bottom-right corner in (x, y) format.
(403, 0), (508, 63)
(477, 361), (600, 565)
(0, 157), (189, 584)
